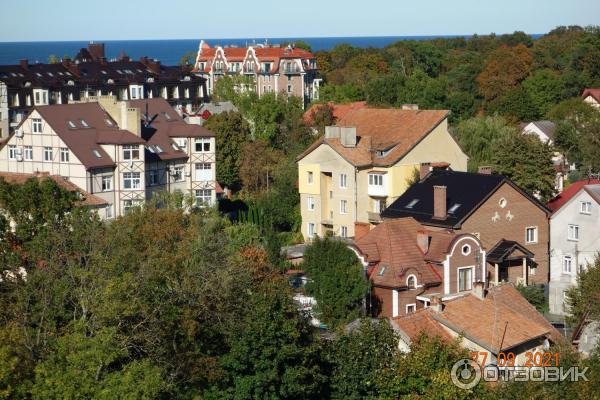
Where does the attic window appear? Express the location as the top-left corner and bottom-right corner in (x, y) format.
(101, 70), (107, 75)
(378, 266), (387, 276)
(67, 120), (76, 129)
(145, 145), (156, 153)
(405, 199), (419, 209)
(163, 112), (172, 121)
(171, 143), (180, 151)
(47, 72), (54, 77)
(80, 119), (89, 128)
(105, 119), (113, 126)
(92, 149), (102, 158)
(155, 145), (164, 153)
(35, 72), (42, 77)
(448, 203), (461, 214)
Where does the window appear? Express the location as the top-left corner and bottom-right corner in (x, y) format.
(24, 146), (32, 160)
(407, 275), (417, 289)
(101, 175), (112, 191)
(374, 198), (386, 213)
(307, 196), (315, 211)
(405, 199), (419, 209)
(148, 170), (159, 186)
(60, 147), (69, 162)
(580, 201), (592, 214)
(175, 138), (187, 148)
(93, 149), (102, 158)
(526, 227), (538, 244)
(195, 189), (212, 207)
(123, 172), (141, 190)
(406, 304), (416, 314)
(105, 204), (113, 219)
(44, 147), (52, 161)
(448, 203), (461, 214)
(195, 163), (212, 181)
(194, 138), (211, 152)
(340, 226), (348, 238)
(458, 267), (473, 292)
(340, 199), (348, 214)
(368, 173), (383, 186)
(499, 198), (507, 208)
(339, 173), (347, 188)
(462, 244), (471, 255)
(8, 145), (17, 160)
(287, 84), (292, 93)
(307, 171), (313, 184)
(123, 200), (138, 214)
(172, 166), (184, 182)
(307, 223), (316, 238)
(32, 118), (42, 133)
(131, 87), (138, 99)
(122, 145), (139, 161)
(568, 224), (579, 241)
(563, 255), (572, 273)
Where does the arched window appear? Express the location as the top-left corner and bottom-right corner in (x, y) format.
(407, 275), (417, 289)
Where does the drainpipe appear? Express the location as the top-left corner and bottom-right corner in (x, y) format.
(354, 167), (358, 230)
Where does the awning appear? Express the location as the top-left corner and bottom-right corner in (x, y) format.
(487, 239), (534, 264)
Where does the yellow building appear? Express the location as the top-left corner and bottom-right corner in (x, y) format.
(297, 108), (468, 240)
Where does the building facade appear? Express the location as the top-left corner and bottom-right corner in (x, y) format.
(0, 96), (217, 219)
(297, 108), (468, 241)
(0, 43), (208, 138)
(547, 180), (600, 315)
(194, 41), (320, 106)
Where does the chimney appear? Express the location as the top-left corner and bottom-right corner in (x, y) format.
(472, 281), (486, 300)
(478, 166), (492, 175)
(416, 231), (430, 254)
(430, 296), (443, 312)
(119, 102), (141, 136)
(324, 126), (340, 139)
(340, 126), (357, 147)
(19, 59), (28, 70)
(401, 104), (419, 110)
(433, 185), (447, 219)
(419, 162), (431, 180)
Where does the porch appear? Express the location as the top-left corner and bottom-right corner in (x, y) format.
(486, 239), (536, 286)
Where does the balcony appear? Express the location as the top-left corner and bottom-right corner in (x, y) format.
(283, 66), (301, 74)
(367, 211), (382, 223)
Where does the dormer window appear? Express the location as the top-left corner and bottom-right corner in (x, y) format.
(407, 275), (417, 289)
(105, 119), (113, 126)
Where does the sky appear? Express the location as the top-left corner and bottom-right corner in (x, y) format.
(1, 0), (599, 42)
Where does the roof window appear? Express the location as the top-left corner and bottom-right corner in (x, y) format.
(378, 266), (387, 276)
(105, 119), (113, 126)
(405, 199), (419, 209)
(448, 203), (461, 214)
(67, 120), (76, 128)
(163, 112), (172, 121)
(92, 149), (102, 158)
(80, 119), (89, 128)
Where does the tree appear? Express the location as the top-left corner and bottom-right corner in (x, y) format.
(491, 132), (556, 201)
(302, 237), (369, 328)
(308, 103), (336, 133)
(522, 69), (565, 117)
(47, 54), (60, 64)
(239, 140), (283, 193)
(280, 40), (312, 51)
(204, 111), (251, 188)
(487, 86), (540, 122)
(178, 51), (196, 66)
(477, 44), (533, 102)
(452, 116), (516, 171)
(326, 319), (398, 399)
(516, 283), (548, 313)
(566, 254), (600, 325)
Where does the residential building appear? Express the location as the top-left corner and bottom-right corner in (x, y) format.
(352, 217), (485, 318)
(0, 96), (217, 219)
(392, 283), (562, 366)
(186, 101), (238, 125)
(194, 40), (320, 106)
(546, 179), (600, 315)
(582, 88), (600, 109)
(0, 81), (7, 138)
(0, 43), (208, 138)
(381, 168), (551, 286)
(297, 107), (468, 240)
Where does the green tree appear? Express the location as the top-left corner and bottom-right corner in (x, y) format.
(522, 69), (565, 117)
(487, 86), (540, 122)
(491, 132), (556, 201)
(516, 283), (548, 313)
(302, 237), (369, 328)
(178, 51), (196, 66)
(204, 111), (251, 188)
(47, 54), (60, 64)
(566, 254), (600, 325)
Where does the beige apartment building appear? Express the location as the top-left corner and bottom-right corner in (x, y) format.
(297, 108), (468, 240)
(0, 96), (217, 219)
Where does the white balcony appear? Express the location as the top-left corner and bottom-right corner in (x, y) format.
(367, 172), (387, 197)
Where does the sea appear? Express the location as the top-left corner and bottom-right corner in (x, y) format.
(0, 35), (484, 66)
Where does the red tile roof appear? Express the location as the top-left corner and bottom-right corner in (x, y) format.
(582, 88), (600, 103)
(546, 179), (600, 213)
(0, 172), (107, 207)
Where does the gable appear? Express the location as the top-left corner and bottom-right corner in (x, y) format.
(298, 141), (355, 169)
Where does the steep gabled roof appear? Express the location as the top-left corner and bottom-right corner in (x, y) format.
(582, 88), (600, 103)
(547, 179), (600, 213)
(381, 170), (550, 228)
(522, 120), (556, 140)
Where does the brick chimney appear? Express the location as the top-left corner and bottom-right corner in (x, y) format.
(478, 166), (492, 175)
(472, 281), (486, 300)
(19, 59), (28, 70)
(430, 295), (443, 312)
(416, 231), (430, 254)
(419, 162), (431, 180)
(433, 185), (447, 219)
(88, 43), (106, 61)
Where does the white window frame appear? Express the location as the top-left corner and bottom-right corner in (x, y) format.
(8, 145), (17, 160)
(172, 166), (185, 182)
(457, 266), (474, 292)
(32, 118), (42, 133)
(307, 222), (316, 238)
(340, 199), (348, 214)
(24, 146), (32, 161)
(525, 226), (538, 244)
(580, 201), (592, 215)
(307, 171), (313, 184)
(194, 189), (212, 207)
(368, 173), (384, 186)
(60, 147), (69, 163)
(406, 304), (417, 314)
(43, 147), (52, 161)
(122, 145), (140, 161)
(101, 175), (112, 191)
(568, 224), (579, 241)
(340, 226), (348, 238)
(123, 172), (141, 190)
(339, 173), (347, 189)
(105, 204), (113, 219)
(307, 196), (315, 211)
(563, 255), (572, 274)
(406, 274), (417, 289)
(194, 162), (212, 181)
(194, 138), (211, 153)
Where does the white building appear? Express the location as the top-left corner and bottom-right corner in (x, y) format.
(547, 180), (600, 315)
(0, 96), (218, 219)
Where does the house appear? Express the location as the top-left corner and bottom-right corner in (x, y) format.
(0, 43), (208, 137)
(582, 88), (600, 109)
(352, 217), (485, 318)
(392, 283), (562, 366)
(186, 101), (238, 125)
(0, 96), (217, 219)
(381, 168), (551, 286)
(297, 107), (468, 240)
(546, 179), (600, 315)
(193, 41), (320, 106)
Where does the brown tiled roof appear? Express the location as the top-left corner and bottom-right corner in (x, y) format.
(298, 108), (449, 167)
(33, 103), (144, 169)
(0, 172), (107, 206)
(354, 217), (453, 288)
(392, 310), (453, 344)
(128, 98), (214, 162)
(582, 88), (600, 102)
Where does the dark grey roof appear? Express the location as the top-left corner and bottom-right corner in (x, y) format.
(381, 170), (549, 228)
(486, 239), (534, 264)
(523, 120), (556, 140)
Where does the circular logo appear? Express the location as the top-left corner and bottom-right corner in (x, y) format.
(451, 358), (482, 389)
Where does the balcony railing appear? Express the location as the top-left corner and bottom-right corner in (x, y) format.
(283, 66), (301, 74)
